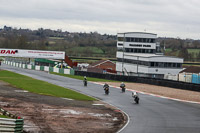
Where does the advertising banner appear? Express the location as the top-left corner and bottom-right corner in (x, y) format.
(0, 49), (65, 59)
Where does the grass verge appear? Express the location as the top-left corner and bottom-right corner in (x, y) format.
(50, 72), (117, 82)
(0, 70), (95, 101)
(0, 115), (10, 118)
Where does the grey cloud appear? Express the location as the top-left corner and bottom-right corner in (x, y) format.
(0, 0), (200, 38)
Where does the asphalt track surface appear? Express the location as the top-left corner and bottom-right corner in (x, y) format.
(1, 64), (200, 133)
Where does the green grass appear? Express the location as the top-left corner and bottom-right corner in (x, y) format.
(165, 48), (172, 53)
(165, 48), (200, 57)
(0, 70), (95, 101)
(67, 46), (104, 54)
(0, 115), (10, 118)
(187, 49), (200, 53)
(188, 49), (200, 57)
(51, 72), (117, 82)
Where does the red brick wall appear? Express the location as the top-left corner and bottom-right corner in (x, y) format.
(94, 61), (116, 71)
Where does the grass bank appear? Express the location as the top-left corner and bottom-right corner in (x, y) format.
(0, 115), (10, 118)
(0, 70), (95, 101)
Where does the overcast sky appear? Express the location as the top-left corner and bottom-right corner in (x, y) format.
(0, 0), (200, 39)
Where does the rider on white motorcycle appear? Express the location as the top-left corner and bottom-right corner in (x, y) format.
(132, 91), (138, 98)
(132, 91), (139, 104)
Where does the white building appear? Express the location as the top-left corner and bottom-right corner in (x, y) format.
(116, 32), (183, 78)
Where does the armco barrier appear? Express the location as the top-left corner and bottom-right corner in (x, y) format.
(4, 61), (74, 75)
(75, 71), (200, 92)
(0, 108), (24, 132)
(35, 65), (40, 71)
(0, 118), (24, 132)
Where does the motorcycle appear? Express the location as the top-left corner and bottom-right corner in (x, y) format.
(104, 87), (109, 95)
(120, 86), (126, 93)
(132, 92), (139, 104)
(134, 96), (139, 104)
(83, 80), (87, 87)
(120, 83), (126, 93)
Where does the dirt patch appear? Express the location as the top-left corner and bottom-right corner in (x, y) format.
(102, 82), (200, 102)
(0, 81), (126, 133)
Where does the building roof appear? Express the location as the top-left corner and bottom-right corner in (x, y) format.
(117, 32), (157, 36)
(179, 66), (200, 73)
(89, 60), (115, 67)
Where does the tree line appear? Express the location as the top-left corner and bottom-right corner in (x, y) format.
(0, 26), (200, 61)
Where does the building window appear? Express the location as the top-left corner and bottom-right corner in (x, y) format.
(131, 38), (135, 42)
(150, 39), (155, 43)
(126, 37), (131, 42)
(177, 63), (181, 68)
(131, 49), (133, 52)
(164, 63), (167, 67)
(150, 62), (154, 67)
(159, 62), (164, 67)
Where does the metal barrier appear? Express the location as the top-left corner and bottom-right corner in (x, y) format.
(75, 71), (200, 92)
(0, 118), (24, 132)
(3, 60), (74, 75)
(0, 108), (24, 133)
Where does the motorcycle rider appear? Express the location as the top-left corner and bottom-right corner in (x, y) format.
(103, 83), (109, 94)
(120, 82), (126, 92)
(132, 91), (139, 104)
(83, 76), (87, 86)
(132, 91), (138, 98)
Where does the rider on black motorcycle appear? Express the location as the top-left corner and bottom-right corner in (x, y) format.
(120, 82), (126, 92)
(83, 76), (87, 86)
(103, 83), (109, 95)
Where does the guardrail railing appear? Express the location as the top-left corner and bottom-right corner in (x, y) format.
(0, 108), (24, 132)
(0, 118), (24, 132)
(3, 60), (75, 75)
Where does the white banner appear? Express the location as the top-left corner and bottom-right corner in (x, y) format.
(0, 49), (65, 59)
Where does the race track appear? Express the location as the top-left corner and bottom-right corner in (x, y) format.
(1, 64), (200, 133)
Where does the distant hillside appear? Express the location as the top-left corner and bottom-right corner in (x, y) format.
(0, 26), (200, 61)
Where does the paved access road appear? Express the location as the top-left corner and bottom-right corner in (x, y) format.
(1, 64), (200, 133)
